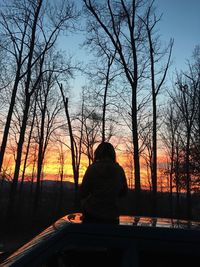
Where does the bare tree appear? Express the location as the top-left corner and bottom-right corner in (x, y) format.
(190, 46), (200, 190)
(162, 101), (182, 217)
(0, 0), (32, 172)
(20, 91), (38, 193)
(3, 0), (78, 215)
(139, 0), (173, 215)
(84, 28), (118, 142)
(168, 68), (199, 219)
(140, 119), (153, 190)
(83, 0), (149, 210)
(56, 139), (66, 209)
(34, 73), (63, 211)
(81, 108), (102, 165)
(58, 83), (82, 207)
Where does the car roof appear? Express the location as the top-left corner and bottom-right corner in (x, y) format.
(2, 213), (200, 266)
(67, 213), (200, 229)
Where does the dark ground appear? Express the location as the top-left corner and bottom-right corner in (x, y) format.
(0, 181), (200, 259)
(0, 181), (76, 255)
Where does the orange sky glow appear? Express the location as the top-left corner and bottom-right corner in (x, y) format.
(3, 145), (170, 192)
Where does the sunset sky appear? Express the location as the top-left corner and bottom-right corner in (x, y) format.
(1, 1), (200, 256)
(35, 0), (200, 188)
(1, 0), (200, 191)
(51, 0), (200, 189)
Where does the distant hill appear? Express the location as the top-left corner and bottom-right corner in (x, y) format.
(41, 180), (75, 189)
(0, 179), (75, 191)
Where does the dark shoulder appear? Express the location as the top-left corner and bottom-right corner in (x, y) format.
(114, 162), (124, 170)
(84, 162), (102, 174)
(84, 163), (95, 174)
(85, 161), (124, 174)
(92, 160), (117, 168)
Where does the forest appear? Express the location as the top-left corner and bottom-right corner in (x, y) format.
(0, 0), (199, 253)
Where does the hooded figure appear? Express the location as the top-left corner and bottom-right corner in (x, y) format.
(80, 142), (128, 224)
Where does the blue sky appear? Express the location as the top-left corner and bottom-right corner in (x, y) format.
(158, 0), (200, 70)
(59, 0), (200, 92)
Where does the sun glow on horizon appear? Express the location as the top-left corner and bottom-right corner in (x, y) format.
(2, 145), (170, 191)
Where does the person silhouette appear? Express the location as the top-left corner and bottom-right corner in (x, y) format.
(80, 142), (128, 224)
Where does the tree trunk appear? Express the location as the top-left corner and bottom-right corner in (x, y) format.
(7, 94), (31, 216)
(20, 97), (37, 194)
(175, 157), (180, 219)
(132, 86), (141, 214)
(34, 99), (46, 212)
(169, 148), (174, 218)
(0, 69), (21, 172)
(59, 84), (79, 208)
(186, 133), (191, 219)
(152, 93), (157, 216)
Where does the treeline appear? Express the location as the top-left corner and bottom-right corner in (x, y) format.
(0, 0), (199, 220)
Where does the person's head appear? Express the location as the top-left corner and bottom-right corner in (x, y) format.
(94, 142), (116, 163)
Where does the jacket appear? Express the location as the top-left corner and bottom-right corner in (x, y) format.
(80, 159), (128, 220)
